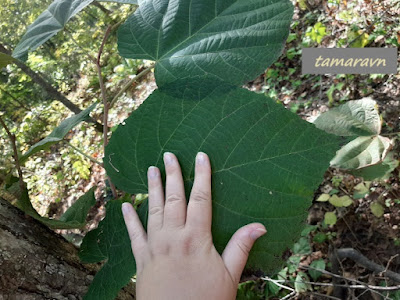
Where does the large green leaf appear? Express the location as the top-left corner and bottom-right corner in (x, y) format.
(79, 199), (145, 300)
(20, 102), (97, 163)
(104, 87), (341, 273)
(118, 0), (293, 97)
(314, 98), (381, 136)
(330, 135), (392, 170)
(12, 0), (94, 60)
(0, 52), (15, 68)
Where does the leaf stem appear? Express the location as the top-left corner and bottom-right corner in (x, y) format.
(0, 115), (25, 192)
(96, 25), (118, 199)
(109, 63), (155, 110)
(65, 141), (103, 166)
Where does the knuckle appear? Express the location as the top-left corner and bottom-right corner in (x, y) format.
(236, 240), (251, 255)
(148, 206), (163, 216)
(166, 194), (183, 204)
(129, 230), (145, 243)
(191, 190), (210, 203)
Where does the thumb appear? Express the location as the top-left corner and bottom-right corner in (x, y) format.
(221, 223), (267, 284)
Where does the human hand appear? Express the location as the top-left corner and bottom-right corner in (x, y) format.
(122, 152), (267, 300)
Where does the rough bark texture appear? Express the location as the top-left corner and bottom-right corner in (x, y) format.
(0, 198), (136, 300)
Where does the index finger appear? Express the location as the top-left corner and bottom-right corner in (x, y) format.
(186, 152), (212, 231)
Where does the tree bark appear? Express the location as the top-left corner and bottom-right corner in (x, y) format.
(0, 198), (136, 300)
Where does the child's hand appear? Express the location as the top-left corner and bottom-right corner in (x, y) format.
(122, 152), (266, 300)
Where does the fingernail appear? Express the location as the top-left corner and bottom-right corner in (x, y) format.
(196, 152), (206, 164)
(148, 166), (158, 179)
(121, 202), (131, 216)
(163, 152), (173, 165)
(250, 227), (267, 240)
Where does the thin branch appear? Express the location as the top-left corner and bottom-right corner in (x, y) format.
(109, 63), (155, 109)
(267, 277), (400, 292)
(381, 132), (400, 137)
(0, 115), (25, 192)
(336, 248), (400, 283)
(65, 141), (103, 166)
(96, 26), (117, 199)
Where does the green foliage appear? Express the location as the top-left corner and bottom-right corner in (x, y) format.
(79, 199), (146, 300)
(12, 0), (94, 60)
(324, 211), (337, 226)
(315, 98), (396, 179)
(305, 22), (327, 44)
(13, 185), (96, 229)
(117, 0), (294, 97)
(309, 259), (325, 281)
(370, 201), (385, 218)
(314, 98), (381, 136)
(330, 135), (391, 169)
(350, 152), (399, 181)
(104, 87), (340, 274)
(20, 102), (97, 163)
(0, 52), (15, 68)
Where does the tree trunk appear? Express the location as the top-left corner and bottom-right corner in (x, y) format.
(0, 198), (136, 300)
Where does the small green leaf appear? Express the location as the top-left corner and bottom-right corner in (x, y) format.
(314, 98), (381, 136)
(329, 195), (352, 207)
(331, 135), (392, 170)
(118, 0), (294, 97)
(59, 187), (96, 226)
(295, 272), (310, 293)
(329, 189), (339, 195)
(324, 212), (337, 226)
(0, 52), (15, 68)
(317, 193), (330, 202)
(20, 102), (97, 163)
(350, 152), (399, 181)
(309, 259), (326, 281)
(313, 232), (327, 244)
(353, 182), (369, 199)
(370, 202), (384, 218)
(12, 0), (94, 60)
(293, 237), (311, 255)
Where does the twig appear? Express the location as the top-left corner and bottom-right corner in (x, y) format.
(96, 26), (117, 199)
(269, 278), (400, 292)
(381, 132), (400, 137)
(109, 63), (155, 109)
(0, 115), (25, 192)
(65, 141), (103, 166)
(336, 248), (400, 283)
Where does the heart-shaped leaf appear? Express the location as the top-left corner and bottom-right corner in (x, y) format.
(12, 0), (94, 60)
(330, 135), (392, 170)
(314, 98), (381, 136)
(104, 87), (341, 272)
(118, 0), (293, 97)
